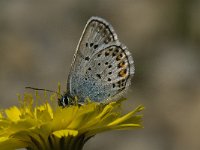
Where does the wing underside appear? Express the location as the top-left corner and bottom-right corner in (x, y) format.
(67, 17), (134, 102)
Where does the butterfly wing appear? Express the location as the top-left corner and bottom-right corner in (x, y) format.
(67, 17), (134, 102)
(67, 16), (118, 83)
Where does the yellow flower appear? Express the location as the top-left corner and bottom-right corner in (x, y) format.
(0, 93), (144, 150)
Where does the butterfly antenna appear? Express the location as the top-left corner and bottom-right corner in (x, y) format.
(25, 87), (61, 96)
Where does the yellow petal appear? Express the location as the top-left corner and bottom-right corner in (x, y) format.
(46, 103), (53, 119)
(0, 136), (8, 142)
(53, 129), (78, 138)
(108, 105), (144, 126)
(34, 104), (53, 122)
(5, 107), (21, 122)
(0, 112), (3, 119)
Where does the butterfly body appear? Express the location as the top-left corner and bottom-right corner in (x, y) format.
(59, 17), (134, 106)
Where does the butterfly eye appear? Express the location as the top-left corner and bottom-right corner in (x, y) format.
(62, 97), (66, 106)
(58, 96), (66, 107)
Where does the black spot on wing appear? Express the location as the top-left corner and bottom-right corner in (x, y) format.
(96, 74), (101, 79)
(85, 57), (90, 61)
(94, 44), (98, 49)
(108, 65), (112, 68)
(113, 84), (116, 88)
(90, 43), (94, 47)
(108, 78), (111, 81)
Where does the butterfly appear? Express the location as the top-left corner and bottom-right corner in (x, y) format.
(59, 16), (134, 106)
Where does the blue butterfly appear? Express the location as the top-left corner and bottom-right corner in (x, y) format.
(59, 17), (135, 106)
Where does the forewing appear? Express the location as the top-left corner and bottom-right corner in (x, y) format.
(67, 17), (118, 96)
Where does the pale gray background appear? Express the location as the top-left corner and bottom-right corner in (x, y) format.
(0, 1), (200, 150)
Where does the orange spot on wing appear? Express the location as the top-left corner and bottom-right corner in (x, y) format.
(119, 69), (127, 77)
(118, 61), (126, 68)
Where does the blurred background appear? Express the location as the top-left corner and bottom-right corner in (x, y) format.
(0, 0), (200, 150)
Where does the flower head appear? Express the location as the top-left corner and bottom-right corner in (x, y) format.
(0, 92), (144, 150)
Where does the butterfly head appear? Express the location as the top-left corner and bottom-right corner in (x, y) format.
(58, 92), (73, 107)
